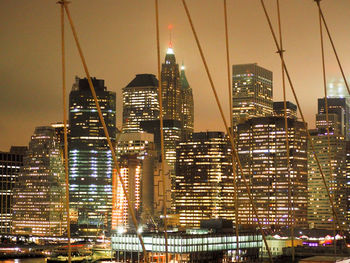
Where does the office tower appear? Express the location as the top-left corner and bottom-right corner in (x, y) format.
(273, 101), (297, 119)
(113, 132), (171, 229)
(69, 76), (116, 228)
(122, 74), (159, 133)
(12, 126), (66, 236)
(180, 64), (194, 139)
(232, 63), (273, 125)
(0, 147), (27, 233)
(346, 142), (350, 228)
(317, 97), (350, 140)
(113, 155), (142, 229)
(161, 46), (182, 122)
(116, 132), (154, 157)
(308, 131), (347, 230)
(140, 119), (182, 170)
(175, 132), (234, 227)
(236, 116), (308, 228)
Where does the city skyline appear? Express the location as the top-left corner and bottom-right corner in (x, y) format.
(2, 0), (350, 150)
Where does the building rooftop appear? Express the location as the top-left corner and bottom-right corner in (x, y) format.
(126, 74), (158, 88)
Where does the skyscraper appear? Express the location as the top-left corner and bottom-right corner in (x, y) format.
(122, 74), (159, 133)
(307, 131), (347, 230)
(180, 64), (194, 139)
(236, 116), (308, 228)
(12, 126), (66, 236)
(69, 76), (116, 228)
(175, 132), (234, 227)
(273, 101), (297, 119)
(161, 46), (182, 122)
(317, 97), (350, 140)
(140, 119), (182, 170)
(0, 146), (27, 233)
(232, 63), (273, 125)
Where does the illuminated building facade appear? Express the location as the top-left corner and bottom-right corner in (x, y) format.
(317, 97), (350, 140)
(307, 131), (347, 230)
(175, 132), (234, 227)
(69, 77), (116, 227)
(180, 65), (194, 139)
(0, 147), (27, 233)
(161, 47), (182, 123)
(116, 132), (154, 158)
(140, 119), (182, 170)
(122, 74), (159, 133)
(273, 101), (297, 119)
(114, 132), (172, 229)
(12, 126), (66, 236)
(236, 116), (308, 228)
(232, 63), (273, 125)
(113, 155), (141, 229)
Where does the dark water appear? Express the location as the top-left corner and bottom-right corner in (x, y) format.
(0, 259), (46, 263)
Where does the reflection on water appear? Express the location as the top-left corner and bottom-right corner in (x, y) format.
(0, 259), (46, 263)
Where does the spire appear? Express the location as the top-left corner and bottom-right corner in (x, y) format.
(167, 24), (174, 55)
(180, 62), (189, 89)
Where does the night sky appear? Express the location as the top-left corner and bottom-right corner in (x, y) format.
(1, 0), (350, 151)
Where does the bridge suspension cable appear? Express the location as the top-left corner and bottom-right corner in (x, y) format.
(259, 0), (346, 241)
(223, 0), (240, 261)
(60, 2), (148, 259)
(154, 0), (169, 262)
(275, 0), (295, 261)
(58, 1), (71, 262)
(181, 0), (274, 262)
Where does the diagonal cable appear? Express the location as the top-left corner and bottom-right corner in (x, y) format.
(181, 0), (274, 261)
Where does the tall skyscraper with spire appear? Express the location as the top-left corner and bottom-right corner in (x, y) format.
(161, 46), (182, 122)
(180, 64), (194, 139)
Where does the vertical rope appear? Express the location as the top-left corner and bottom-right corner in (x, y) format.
(318, 7), (337, 257)
(275, 1), (294, 261)
(259, 0), (345, 241)
(223, 0), (239, 261)
(181, 1), (273, 261)
(315, 1), (350, 96)
(154, 1), (169, 262)
(62, 4), (148, 259)
(58, 1), (71, 262)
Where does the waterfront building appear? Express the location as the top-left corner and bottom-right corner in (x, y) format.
(0, 147), (27, 233)
(180, 64), (194, 139)
(232, 63), (273, 125)
(307, 131), (347, 230)
(175, 132), (234, 227)
(12, 126), (66, 236)
(236, 116), (308, 228)
(112, 229), (262, 262)
(69, 76), (116, 228)
(122, 74), (159, 133)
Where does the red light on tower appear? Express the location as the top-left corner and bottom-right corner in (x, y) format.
(168, 24), (173, 48)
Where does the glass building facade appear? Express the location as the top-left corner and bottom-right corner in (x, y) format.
(0, 147), (26, 233)
(308, 132), (347, 230)
(69, 77), (116, 228)
(122, 74), (159, 133)
(232, 63), (273, 125)
(161, 47), (182, 123)
(180, 65), (194, 140)
(12, 126), (66, 236)
(236, 116), (308, 228)
(175, 132), (234, 227)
